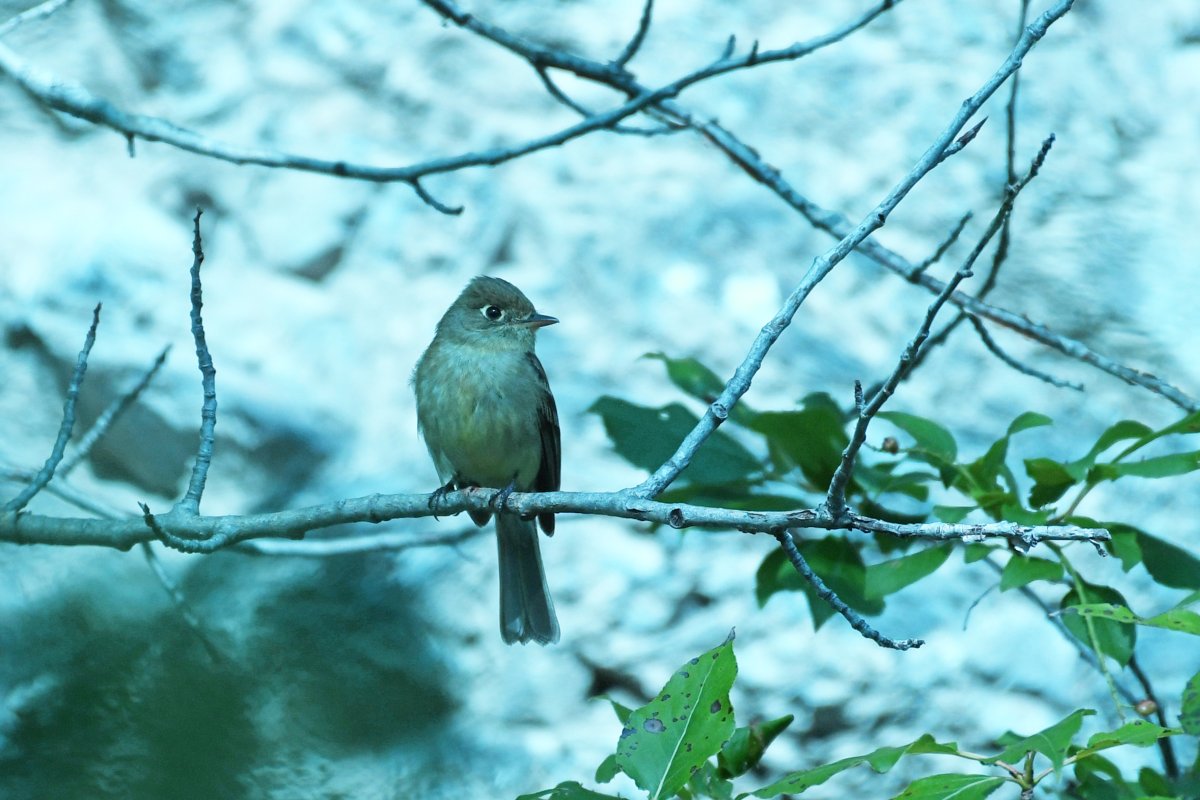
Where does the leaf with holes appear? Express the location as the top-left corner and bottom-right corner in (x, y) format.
(1066, 603), (1200, 636)
(615, 633), (738, 800)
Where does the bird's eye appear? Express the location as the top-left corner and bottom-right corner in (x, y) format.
(482, 305), (504, 321)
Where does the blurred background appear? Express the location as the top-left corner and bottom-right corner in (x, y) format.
(1, 0), (1198, 797)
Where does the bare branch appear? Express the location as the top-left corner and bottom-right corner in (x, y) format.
(774, 530), (923, 650)
(825, 135), (1056, 516)
(59, 345), (171, 477)
(613, 0), (654, 69)
(913, 211), (973, 276)
(0, 463), (125, 518)
(630, 4), (1074, 499)
(140, 541), (225, 663)
(0, 488), (1110, 552)
(176, 210), (216, 516)
(0, 0), (72, 38)
(983, 0), (1034, 301)
(970, 316), (1083, 392)
(3, 303), (100, 513)
(0, 0), (894, 216)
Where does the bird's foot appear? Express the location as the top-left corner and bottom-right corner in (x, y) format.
(428, 479), (459, 518)
(491, 477), (519, 513)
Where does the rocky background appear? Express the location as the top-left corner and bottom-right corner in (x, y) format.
(1, 0), (1198, 798)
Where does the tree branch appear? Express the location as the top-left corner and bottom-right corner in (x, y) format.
(825, 135), (1056, 517)
(3, 303), (100, 513)
(175, 209), (216, 516)
(630, 4), (1074, 499)
(0, 488), (1110, 552)
(774, 530), (923, 650)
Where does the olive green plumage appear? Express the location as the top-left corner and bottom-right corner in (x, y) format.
(413, 276), (561, 645)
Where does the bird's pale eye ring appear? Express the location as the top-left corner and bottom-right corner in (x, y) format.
(482, 305), (504, 321)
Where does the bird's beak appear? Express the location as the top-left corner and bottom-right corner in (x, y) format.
(524, 313), (559, 329)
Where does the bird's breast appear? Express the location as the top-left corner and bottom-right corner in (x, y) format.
(416, 345), (544, 489)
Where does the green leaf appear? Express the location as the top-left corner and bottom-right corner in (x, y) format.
(864, 545), (953, 599)
(748, 399), (848, 488)
(686, 761), (735, 800)
(1137, 530), (1200, 589)
(855, 463), (936, 502)
(1137, 767), (1174, 798)
(717, 715), (795, 779)
(743, 734), (961, 798)
(644, 352), (726, 402)
(659, 483), (805, 513)
(1181, 671), (1200, 736)
(962, 544), (994, 564)
(589, 397), (761, 486)
(517, 781), (624, 800)
(934, 505), (973, 523)
(1070, 752), (1139, 800)
(643, 352), (758, 428)
(1061, 585), (1137, 666)
(602, 697), (633, 726)
(987, 708), (1094, 773)
(594, 754), (619, 785)
(999, 555), (1063, 591)
(890, 773), (1005, 800)
(878, 411), (958, 465)
(1076, 420), (1156, 474)
(1024, 457), (1078, 508)
(756, 538), (883, 628)
(615, 634), (738, 800)
(1100, 521), (1143, 571)
(1084, 720), (1176, 750)
(1093, 450), (1200, 480)
(1153, 408), (1200, 438)
(1066, 603), (1200, 636)
(1008, 411), (1054, 436)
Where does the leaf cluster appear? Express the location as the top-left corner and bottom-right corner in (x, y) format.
(572, 353), (1200, 799)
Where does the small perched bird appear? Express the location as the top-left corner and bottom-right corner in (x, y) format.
(412, 276), (561, 645)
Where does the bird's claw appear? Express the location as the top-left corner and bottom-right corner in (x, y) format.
(492, 479), (518, 513)
(428, 479), (458, 518)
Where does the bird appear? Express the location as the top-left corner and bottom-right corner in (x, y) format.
(412, 276), (561, 645)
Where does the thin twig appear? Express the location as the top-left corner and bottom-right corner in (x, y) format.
(774, 530), (923, 650)
(913, 211), (974, 276)
(0, 463), (125, 518)
(140, 541), (224, 663)
(969, 316), (1083, 391)
(59, 345), (171, 477)
(4, 304), (101, 513)
(0, 0), (889, 215)
(825, 136), (1056, 517)
(979, 0), (1033, 303)
(534, 66), (674, 136)
(613, 0), (654, 68)
(176, 210), (216, 516)
(0, 0), (72, 38)
(1128, 654), (1180, 779)
(631, 9), (1072, 500)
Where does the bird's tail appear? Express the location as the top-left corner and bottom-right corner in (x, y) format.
(496, 513), (560, 645)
